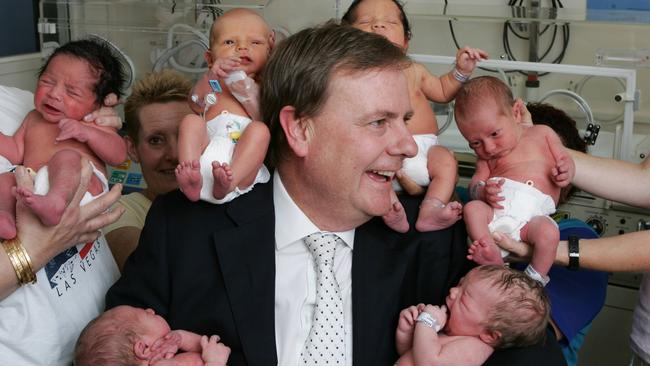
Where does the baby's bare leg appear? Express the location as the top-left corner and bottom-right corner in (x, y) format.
(176, 114), (209, 201)
(212, 121), (269, 200)
(0, 173), (17, 239)
(463, 200), (504, 264)
(175, 160), (202, 202)
(520, 216), (559, 277)
(416, 146), (461, 232)
(382, 190), (409, 233)
(15, 150), (83, 226)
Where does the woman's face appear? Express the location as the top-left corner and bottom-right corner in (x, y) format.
(127, 101), (190, 200)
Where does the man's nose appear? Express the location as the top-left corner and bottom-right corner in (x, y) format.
(388, 122), (417, 158)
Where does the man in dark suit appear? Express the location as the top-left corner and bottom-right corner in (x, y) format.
(106, 23), (565, 366)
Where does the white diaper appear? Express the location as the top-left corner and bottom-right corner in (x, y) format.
(487, 177), (557, 257)
(33, 162), (109, 206)
(0, 156), (12, 174)
(393, 134), (438, 191)
(199, 111), (270, 204)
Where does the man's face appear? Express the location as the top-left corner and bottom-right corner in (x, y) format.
(349, 0), (408, 49)
(295, 68), (417, 229)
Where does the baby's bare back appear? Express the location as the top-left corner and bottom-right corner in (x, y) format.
(404, 63), (439, 135)
(21, 111), (105, 173)
(488, 126), (560, 202)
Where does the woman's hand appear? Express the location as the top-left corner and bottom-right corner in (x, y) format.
(83, 93), (123, 129)
(15, 159), (124, 270)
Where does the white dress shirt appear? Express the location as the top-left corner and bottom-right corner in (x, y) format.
(273, 172), (354, 366)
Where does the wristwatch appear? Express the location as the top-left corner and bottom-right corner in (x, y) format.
(568, 235), (580, 270)
(416, 312), (441, 332)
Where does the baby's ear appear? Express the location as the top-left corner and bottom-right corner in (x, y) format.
(478, 330), (501, 346)
(133, 339), (151, 360)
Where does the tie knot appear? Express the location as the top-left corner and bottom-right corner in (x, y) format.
(304, 233), (338, 265)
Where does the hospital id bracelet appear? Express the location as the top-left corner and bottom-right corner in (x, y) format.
(416, 312), (442, 332)
(452, 67), (470, 83)
(2, 237), (37, 286)
(568, 235), (580, 270)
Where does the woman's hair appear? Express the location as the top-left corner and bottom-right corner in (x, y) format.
(39, 38), (126, 104)
(341, 0), (412, 41)
(123, 69), (192, 144)
(261, 21), (410, 167)
(470, 265), (550, 349)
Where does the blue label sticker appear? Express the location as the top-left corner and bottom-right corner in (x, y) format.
(208, 79), (222, 93)
(126, 173), (143, 186)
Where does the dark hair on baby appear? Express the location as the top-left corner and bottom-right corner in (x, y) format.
(38, 38), (126, 104)
(341, 0), (412, 40)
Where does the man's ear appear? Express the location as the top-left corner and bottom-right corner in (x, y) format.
(279, 105), (311, 158)
(125, 136), (139, 163)
(478, 330), (501, 346)
(133, 339), (151, 360)
(268, 30), (276, 51)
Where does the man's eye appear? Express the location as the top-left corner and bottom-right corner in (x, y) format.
(370, 119), (386, 127)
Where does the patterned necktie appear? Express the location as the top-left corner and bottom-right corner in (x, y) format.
(301, 232), (346, 365)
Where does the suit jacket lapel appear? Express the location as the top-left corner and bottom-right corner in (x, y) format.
(213, 183), (278, 366)
(352, 219), (407, 366)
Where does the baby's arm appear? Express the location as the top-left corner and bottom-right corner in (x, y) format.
(469, 161), (505, 209)
(190, 56), (242, 114)
(412, 305), (492, 366)
(396, 304), (425, 355)
(56, 120), (126, 166)
(419, 47), (488, 103)
(0, 121), (27, 164)
(544, 127), (575, 187)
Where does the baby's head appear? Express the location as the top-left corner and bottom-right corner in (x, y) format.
(445, 265), (550, 349)
(454, 76), (524, 160)
(342, 0), (411, 50)
(75, 305), (171, 366)
(36, 38), (126, 122)
(207, 8), (274, 78)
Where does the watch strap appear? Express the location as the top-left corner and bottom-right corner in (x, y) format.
(568, 235), (580, 270)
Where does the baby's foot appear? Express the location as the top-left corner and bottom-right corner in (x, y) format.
(175, 160), (202, 202)
(212, 162), (234, 200)
(415, 199), (462, 232)
(0, 211), (16, 239)
(467, 236), (504, 265)
(382, 200), (409, 233)
(15, 187), (66, 226)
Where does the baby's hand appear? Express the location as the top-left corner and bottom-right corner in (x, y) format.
(398, 304), (425, 335)
(201, 335), (231, 366)
(208, 56), (242, 80)
(56, 119), (89, 143)
(149, 331), (182, 363)
(484, 178), (505, 209)
(455, 46), (489, 75)
(423, 304), (448, 331)
(552, 156), (575, 187)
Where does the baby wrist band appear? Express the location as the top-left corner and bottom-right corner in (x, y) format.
(416, 312), (442, 332)
(524, 264), (550, 286)
(2, 237), (37, 286)
(452, 67), (470, 83)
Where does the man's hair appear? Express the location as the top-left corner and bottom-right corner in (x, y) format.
(38, 38), (126, 104)
(454, 76), (514, 123)
(74, 310), (139, 366)
(123, 69), (192, 144)
(470, 265), (550, 349)
(261, 21), (411, 167)
(341, 0), (412, 41)
(527, 102), (588, 203)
